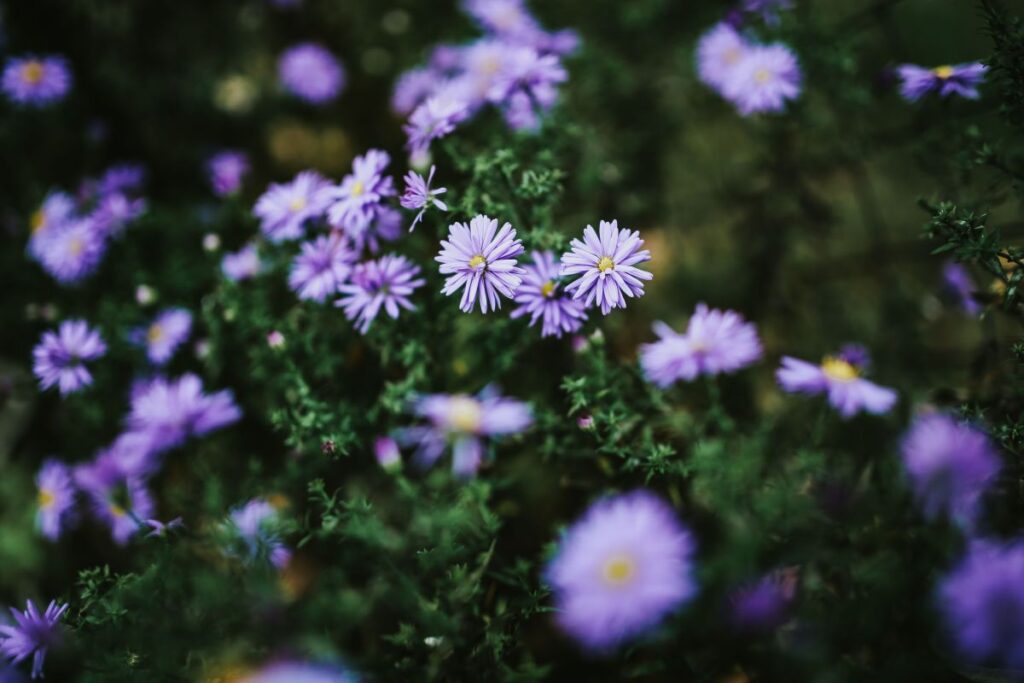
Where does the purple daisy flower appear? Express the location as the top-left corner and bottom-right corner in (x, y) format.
(90, 192), (146, 238)
(348, 205), (402, 254)
(1, 56), (71, 106)
(126, 374), (241, 456)
(900, 413), (1001, 527)
(35, 460), (75, 541)
(896, 62), (986, 102)
(391, 67), (444, 116)
(437, 214), (525, 313)
(942, 262), (982, 315)
(721, 43), (802, 115)
(0, 600), (68, 679)
(278, 43), (346, 104)
(225, 499), (291, 569)
(254, 171), (332, 243)
(938, 539), (1024, 669)
(326, 150), (396, 234)
(404, 95), (469, 154)
(32, 319), (106, 395)
(640, 304), (762, 387)
(134, 308), (193, 366)
(696, 23), (750, 92)
(488, 47), (566, 130)
(400, 165), (448, 231)
(36, 218), (107, 284)
(27, 192), (75, 261)
(511, 250), (588, 338)
(560, 220), (653, 315)
(335, 254), (425, 333)
(207, 151), (250, 197)
(289, 233), (357, 302)
(729, 570), (797, 633)
(545, 490), (697, 652)
(74, 447), (155, 545)
(776, 350), (897, 418)
(245, 661), (358, 683)
(222, 243), (263, 281)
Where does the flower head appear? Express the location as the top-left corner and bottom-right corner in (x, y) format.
(90, 192), (146, 238)
(74, 447), (155, 545)
(0, 600), (68, 679)
(207, 151), (250, 197)
(560, 220), (653, 315)
(134, 308), (192, 366)
(721, 43), (802, 115)
(348, 205), (402, 254)
(545, 490), (697, 651)
(225, 499), (291, 569)
(254, 171), (332, 243)
(2, 56), (71, 106)
(437, 215), (525, 313)
(511, 250), (588, 338)
(335, 254), (425, 333)
(404, 95), (469, 154)
(35, 461), (75, 541)
(897, 62), (986, 102)
(776, 350), (897, 418)
(222, 243), (263, 281)
(126, 374), (241, 456)
(375, 436), (402, 471)
(278, 43), (346, 104)
(32, 319), (106, 395)
(391, 67), (444, 116)
(400, 165), (448, 231)
(696, 23), (750, 91)
(289, 233), (357, 302)
(36, 218), (107, 284)
(729, 570), (797, 633)
(95, 163), (146, 197)
(27, 193), (75, 261)
(488, 46), (566, 129)
(326, 150), (396, 234)
(942, 262), (982, 314)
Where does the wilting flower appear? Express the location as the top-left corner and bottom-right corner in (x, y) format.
(289, 233), (357, 302)
(244, 661), (358, 683)
(32, 319), (107, 395)
(225, 499), (291, 569)
(134, 308), (192, 366)
(27, 192), (75, 261)
(722, 43), (802, 115)
(545, 490), (697, 651)
(35, 460), (76, 541)
(896, 62), (986, 102)
(400, 165), (448, 231)
(938, 539), (1024, 669)
(278, 43), (346, 104)
(75, 445), (155, 545)
(326, 149), (396, 234)
(126, 374), (241, 456)
(254, 171), (331, 242)
(942, 262), (982, 315)
(511, 250), (588, 338)
(207, 151), (250, 197)
(222, 243), (263, 281)
(405, 95), (469, 154)
(729, 570), (797, 632)
(776, 349), (897, 418)
(36, 218), (107, 284)
(1, 55), (71, 106)
(900, 413), (1001, 527)
(696, 23), (749, 92)
(0, 600), (68, 679)
(437, 215), (525, 313)
(640, 304), (762, 387)
(561, 220), (652, 315)
(335, 254), (425, 333)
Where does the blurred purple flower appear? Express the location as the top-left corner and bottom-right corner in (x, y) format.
(278, 43), (346, 104)
(561, 220), (652, 315)
(391, 67), (444, 116)
(405, 95), (469, 154)
(90, 192), (146, 238)
(0, 600), (68, 679)
(254, 170), (332, 243)
(35, 460), (75, 541)
(511, 250), (588, 338)
(27, 192), (75, 261)
(335, 254), (425, 333)
(722, 43), (802, 115)
(222, 243), (263, 281)
(74, 447), (155, 545)
(1, 55), (71, 106)
(897, 62), (986, 101)
(36, 218), (107, 284)
(289, 233), (357, 302)
(942, 262), (982, 314)
(729, 570), (797, 632)
(126, 374), (241, 456)
(207, 151), (249, 197)
(32, 319), (106, 395)
(696, 23), (750, 92)
(133, 308), (192, 366)
(437, 214), (525, 313)
(776, 350), (897, 418)
(375, 436), (402, 471)
(226, 499), (291, 569)
(326, 149), (396, 234)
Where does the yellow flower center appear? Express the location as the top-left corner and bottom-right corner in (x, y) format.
(540, 281), (557, 298)
(597, 256), (615, 273)
(602, 554), (636, 586)
(933, 65), (955, 79)
(821, 356), (858, 382)
(723, 48), (742, 66)
(110, 503), (127, 518)
(448, 396), (483, 433)
(38, 488), (55, 509)
(468, 254), (487, 269)
(350, 181), (365, 197)
(754, 68), (773, 84)
(147, 324), (164, 343)
(481, 56), (502, 77)
(289, 196), (306, 212)
(22, 61), (44, 85)
(30, 209), (46, 234)
(68, 237), (85, 256)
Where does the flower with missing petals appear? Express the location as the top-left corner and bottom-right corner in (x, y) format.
(511, 250), (587, 338)
(437, 215), (525, 313)
(32, 319), (107, 395)
(400, 165), (448, 231)
(134, 308), (192, 365)
(897, 62), (986, 101)
(1, 55), (71, 106)
(776, 348), (897, 418)
(289, 233), (357, 302)
(560, 220), (652, 315)
(335, 254), (425, 333)
(254, 171), (332, 243)
(0, 600), (68, 679)
(35, 460), (76, 541)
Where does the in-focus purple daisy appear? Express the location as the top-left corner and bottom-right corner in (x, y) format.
(126, 374), (241, 457)
(1, 56), (71, 106)
(696, 23), (750, 92)
(90, 192), (146, 238)
(742, 0), (793, 25)
(640, 304), (762, 387)
(225, 499), (291, 569)
(722, 43), (802, 116)
(27, 192), (75, 261)
(437, 214), (525, 313)
(942, 262), (982, 315)
(254, 171), (331, 243)
(278, 43), (346, 104)
(404, 95), (469, 154)
(36, 218), (107, 284)
(32, 319), (106, 395)
(207, 151), (250, 197)
(560, 220), (653, 315)
(900, 413), (1001, 527)
(289, 233), (357, 302)
(222, 243), (264, 281)
(244, 660), (358, 683)
(729, 569), (797, 633)
(545, 490), (697, 652)
(400, 165), (448, 231)
(133, 308), (193, 366)
(776, 349), (897, 418)
(0, 600), (68, 679)
(938, 539), (1024, 669)
(35, 460), (75, 541)
(335, 254), (425, 333)
(511, 250), (588, 338)
(326, 150), (396, 234)
(896, 62), (986, 102)
(74, 447), (155, 545)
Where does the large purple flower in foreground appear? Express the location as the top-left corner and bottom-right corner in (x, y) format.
(336, 254), (425, 333)
(722, 44), (802, 116)
(207, 151), (250, 197)
(225, 499), (291, 569)
(134, 308), (192, 366)
(326, 149), (396, 234)
(278, 43), (346, 104)
(405, 95), (469, 154)
(561, 220), (652, 315)
(289, 233), (356, 302)
(400, 165), (448, 231)
(36, 218), (107, 284)
(75, 447), (155, 545)
(696, 23), (750, 92)
(545, 490), (697, 652)
(1, 56), (71, 106)
(511, 250), (587, 338)
(0, 600), (68, 679)
(437, 215), (525, 313)
(32, 319), (106, 395)
(35, 460), (75, 541)
(254, 171), (331, 243)
(640, 304), (762, 386)
(244, 661), (357, 683)
(897, 62), (986, 102)
(776, 349), (897, 418)
(126, 374), (241, 456)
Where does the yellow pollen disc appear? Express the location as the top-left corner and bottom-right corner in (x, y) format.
(350, 181), (365, 197)
(468, 254), (487, 269)
(147, 324), (164, 343)
(597, 256), (615, 273)
(289, 196), (306, 212)
(933, 65), (955, 79)
(38, 489), (55, 508)
(449, 396), (483, 433)
(602, 554), (636, 586)
(541, 281), (557, 297)
(68, 238), (85, 256)
(110, 504), (126, 518)
(30, 209), (46, 234)
(821, 357), (858, 382)
(754, 68), (773, 84)
(22, 61), (44, 85)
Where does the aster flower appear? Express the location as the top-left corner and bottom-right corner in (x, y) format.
(400, 165), (448, 231)
(278, 43), (346, 104)
(721, 43), (802, 115)
(335, 254), (425, 333)
(729, 570), (797, 633)
(96, 163), (146, 196)
(1, 55), (71, 106)
(511, 250), (588, 338)
(254, 171), (332, 243)
(133, 308), (193, 366)
(32, 319), (107, 395)
(90, 192), (146, 238)
(244, 661), (358, 683)
(27, 192), (75, 261)
(464, 0), (540, 38)
(560, 220), (653, 315)
(126, 374), (241, 456)
(742, 0), (793, 25)
(437, 214), (525, 313)
(35, 460), (75, 541)
(74, 447), (155, 545)
(224, 499), (291, 569)
(36, 218), (107, 284)
(207, 151), (250, 197)
(942, 262), (982, 315)
(896, 62), (986, 102)
(938, 539), (1024, 669)
(325, 150), (396, 234)
(391, 67), (444, 116)
(545, 490), (697, 651)
(488, 47), (566, 129)
(900, 413), (1001, 527)
(696, 23), (750, 91)
(348, 205), (402, 254)
(222, 243), (263, 281)
(404, 95), (469, 154)
(776, 349), (897, 418)
(640, 304), (762, 387)
(289, 233), (357, 302)
(0, 600), (68, 679)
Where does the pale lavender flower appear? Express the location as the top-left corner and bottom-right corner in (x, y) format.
(90, 192), (146, 238)
(326, 150), (396, 234)
(222, 243), (263, 281)
(464, 0), (540, 38)
(335, 254), (425, 333)
(226, 499), (291, 569)
(0, 600), (68, 679)
(511, 250), (588, 338)
(35, 460), (75, 541)
(27, 193), (75, 261)
(776, 350), (897, 418)
(254, 171), (331, 243)
(545, 490), (697, 651)
(1, 56), (71, 106)
(32, 319), (106, 395)
(74, 448), (155, 545)
(400, 165), (448, 231)
(391, 67), (444, 116)
(134, 308), (193, 366)
(278, 43), (346, 104)
(36, 218), (107, 284)
(289, 233), (356, 302)
(942, 262), (982, 315)
(207, 151), (250, 197)
(560, 220), (653, 315)
(437, 214), (525, 313)
(404, 95), (469, 154)
(722, 43), (802, 115)
(897, 62), (986, 102)
(696, 23), (750, 92)
(267, 330), (285, 349)
(488, 47), (566, 129)
(126, 374), (241, 456)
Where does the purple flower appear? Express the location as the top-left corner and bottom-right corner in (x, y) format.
(207, 151), (250, 197)
(0, 600), (68, 679)
(545, 490), (697, 651)
(729, 570), (797, 632)
(404, 95), (469, 154)
(278, 43), (346, 104)
(134, 308), (193, 365)
(253, 171), (331, 243)
(897, 62), (986, 102)
(375, 436), (402, 471)
(511, 250), (588, 338)
(245, 661), (357, 683)
(696, 23), (750, 92)
(126, 374), (241, 456)
(96, 163), (146, 196)
(90, 192), (146, 238)
(289, 233), (357, 302)
(32, 319), (107, 395)
(27, 193), (75, 261)
(335, 254), (425, 333)
(942, 262), (982, 314)
(464, 0), (540, 38)
(35, 460), (75, 541)
(225, 499), (291, 569)
(560, 220), (653, 315)
(938, 539), (1024, 669)
(640, 304), (762, 386)
(722, 43), (802, 115)
(74, 447), (155, 545)
(776, 351), (897, 418)
(488, 47), (566, 130)
(326, 150), (396, 234)
(36, 218), (107, 284)
(222, 243), (263, 281)
(348, 205), (402, 254)
(1, 56), (71, 106)
(437, 215), (525, 313)
(900, 413), (1001, 527)
(742, 0), (793, 25)
(400, 165), (448, 231)
(391, 67), (444, 116)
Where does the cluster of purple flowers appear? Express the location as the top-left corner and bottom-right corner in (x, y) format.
(2, 55), (71, 106)
(278, 43), (346, 104)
